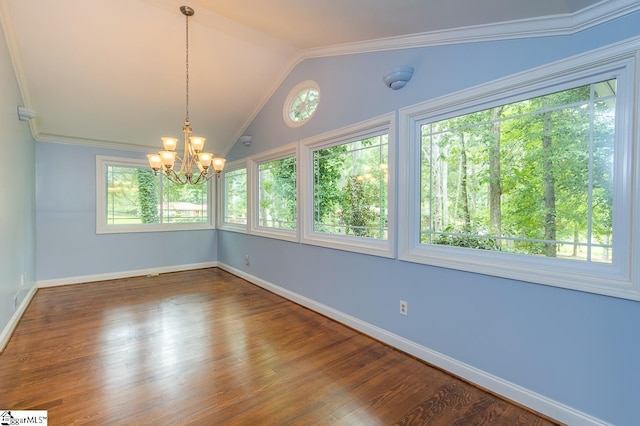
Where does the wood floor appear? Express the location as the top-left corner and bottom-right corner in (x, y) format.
(0, 268), (558, 425)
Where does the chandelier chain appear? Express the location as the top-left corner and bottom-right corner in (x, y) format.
(185, 9), (190, 122)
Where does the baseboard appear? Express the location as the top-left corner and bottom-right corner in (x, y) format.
(36, 261), (219, 288)
(218, 262), (611, 426)
(0, 283), (38, 353)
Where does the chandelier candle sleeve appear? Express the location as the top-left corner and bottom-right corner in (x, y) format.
(161, 137), (178, 151)
(198, 152), (213, 167)
(190, 137), (205, 152)
(146, 5), (225, 185)
(160, 151), (177, 169)
(212, 158), (226, 172)
(147, 154), (162, 171)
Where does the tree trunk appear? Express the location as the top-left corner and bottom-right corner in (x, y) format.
(542, 114), (557, 257)
(431, 141), (442, 232)
(441, 145), (449, 229)
(460, 133), (471, 232)
(260, 177), (268, 227)
(489, 107), (503, 244)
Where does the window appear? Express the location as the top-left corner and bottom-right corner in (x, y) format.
(284, 80), (320, 127)
(218, 161), (248, 232)
(399, 40), (640, 300)
(301, 113), (395, 258)
(250, 144), (298, 241)
(421, 80), (615, 261)
(96, 156), (212, 233)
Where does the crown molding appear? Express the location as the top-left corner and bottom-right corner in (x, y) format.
(35, 132), (152, 153)
(0, 0), (39, 141)
(299, 0), (640, 59)
(572, 0), (640, 31)
(231, 0), (640, 154)
(4, 0), (640, 151)
(0, 0), (33, 107)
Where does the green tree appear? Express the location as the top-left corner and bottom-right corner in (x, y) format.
(259, 157), (296, 228)
(313, 136), (388, 238)
(338, 176), (378, 237)
(314, 145), (347, 231)
(423, 79), (615, 260)
(136, 169), (159, 223)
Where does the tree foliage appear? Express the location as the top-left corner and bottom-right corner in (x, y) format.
(105, 164), (208, 225)
(421, 79), (615, 262)
(259, 157), (296, 229)
(338, 176), (379, 237)
(313, 137), (387, 238)
(136, 169), (159, 223)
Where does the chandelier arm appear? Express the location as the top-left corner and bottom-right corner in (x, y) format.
(177, 142), (189, 175)
(191, 172), (204, 185)
(195, 158), (205, 174)
(178, 120), (193, 176)
(164, 168), (189, 185)
(192, 170), (215, 185)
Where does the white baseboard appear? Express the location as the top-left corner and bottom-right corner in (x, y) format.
(36, 261), (218, 288)
(0, 283), (38, 353)
(218, 262), (611, 426)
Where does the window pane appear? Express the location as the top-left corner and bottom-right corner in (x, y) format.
(313, 135), (388, 239)
(590, 97), (615, 263)
(224, 168), (247, 224)
(161, 177), (208, 223)
(106, 166), (158, 225)
(258, 157), (296, 229)
(420, 79), (615, 262)
(105, 164), (208, 225)
(289, 88), (319, 122)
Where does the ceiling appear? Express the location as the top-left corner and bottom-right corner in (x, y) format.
(0, 0), (635, 156)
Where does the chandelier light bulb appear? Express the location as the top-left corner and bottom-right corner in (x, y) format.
(161, 137), (178, 151)
(190, 137), (206, 153)
(198, 152), (213, 168)
(147, 154), (162, 171)
(212, 158), (226, 172)
(160, 151), (177, 169)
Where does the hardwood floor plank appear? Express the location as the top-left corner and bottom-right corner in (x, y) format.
(0, 268), (559, 425)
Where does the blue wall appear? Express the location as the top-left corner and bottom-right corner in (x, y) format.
(35, 143), (217, 282)
(221, 13), (640, 426)
(0, 21), (36, 339)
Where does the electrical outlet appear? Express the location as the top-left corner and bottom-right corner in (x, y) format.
(400, 300), (408, 316)
(245, 255), (250, 266)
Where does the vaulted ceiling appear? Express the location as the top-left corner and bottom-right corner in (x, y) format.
(0, 0), (636, 156)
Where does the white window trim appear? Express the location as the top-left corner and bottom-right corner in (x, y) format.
(283, 80), (320, 128)
(398, 36), (640, 301)
(249, 143), (299, 242)
(217, 159), (249, 233)
(300, 112), (396, 258)
(96, 155), (214, 234)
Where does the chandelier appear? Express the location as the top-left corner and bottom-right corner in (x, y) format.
(147, 5), (225, 185)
